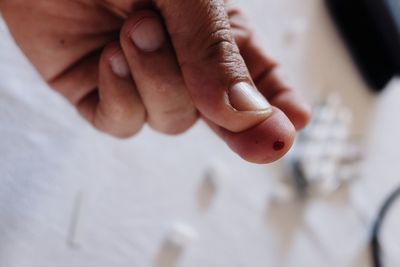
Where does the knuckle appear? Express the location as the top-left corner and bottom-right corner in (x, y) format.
(199, 22), (249, 79)
(206, 38), (249, 82)
(199, 22), (236, 60)
(180, 25), (248, 82)
(206, 28), (236, 57)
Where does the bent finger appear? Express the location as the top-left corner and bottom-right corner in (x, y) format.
(78, 43), (146, 138)
(120, 10), (198, 135)
(240, 39), (312, 130)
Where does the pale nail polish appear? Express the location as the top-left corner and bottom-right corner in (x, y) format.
(228, 82), (272, 112)
(130, 17), (166, 52)
(109, 53), (130, 78)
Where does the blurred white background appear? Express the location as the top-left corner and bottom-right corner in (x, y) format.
(1, 0), (400, 266)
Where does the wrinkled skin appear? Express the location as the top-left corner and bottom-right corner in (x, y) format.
(0, 0), (311, 163)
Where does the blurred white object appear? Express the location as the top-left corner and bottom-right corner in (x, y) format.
(197, 165), (225, 211)
(283, 93), (363, 196)
(283, 17), (308, 45)
(67, 191), (86, 249)
(166, 223), (198, 248)
(155, 223), (198, 267)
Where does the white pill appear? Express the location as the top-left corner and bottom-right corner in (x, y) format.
(166, 223), (198, 248)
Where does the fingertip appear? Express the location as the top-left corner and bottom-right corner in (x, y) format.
(120, 9), (164, 51)
(214, 108), (296, 164)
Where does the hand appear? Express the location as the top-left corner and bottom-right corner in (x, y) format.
(0, 0), (311, 163)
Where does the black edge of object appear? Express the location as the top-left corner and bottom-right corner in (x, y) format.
(370, 185), (400, 267)
(325, 0), (399, 91)
(366, 0), (400, 71)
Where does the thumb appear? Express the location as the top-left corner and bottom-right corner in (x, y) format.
(154, 0), (273, 132)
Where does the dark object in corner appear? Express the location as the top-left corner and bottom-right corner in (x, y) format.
(370, 184), (400, 267)
(325, 0), (400, 91)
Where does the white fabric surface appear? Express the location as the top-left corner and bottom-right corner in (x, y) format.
(1, 0), (400, 266)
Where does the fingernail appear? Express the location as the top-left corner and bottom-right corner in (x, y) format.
(109, 52), (130, 78)
(130, 17), (166, 52)
(228, 82), (272, 112)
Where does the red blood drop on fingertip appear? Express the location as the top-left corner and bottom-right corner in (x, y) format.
(273, 141), (285, 151)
